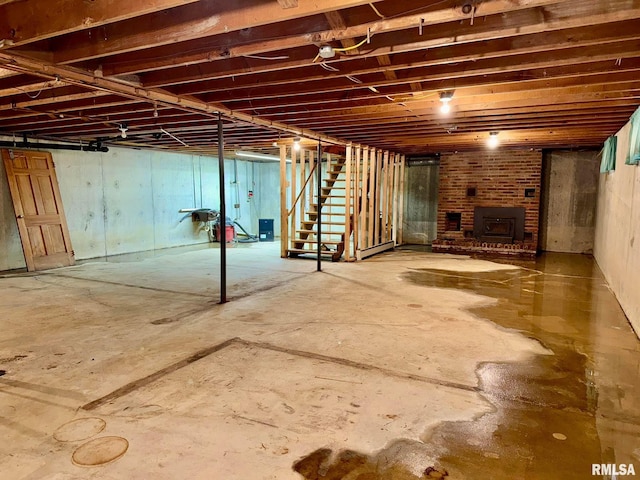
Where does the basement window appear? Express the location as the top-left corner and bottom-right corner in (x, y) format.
(445, 212), (462, 231)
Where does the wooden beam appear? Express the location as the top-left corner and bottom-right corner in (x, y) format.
(344, 144), (352, 261)
(105, 1), (640, 78)
(359, 146), (368, 251)
(373, 150), (382, 246)
(50, 0), (381, 64)
(353, 145), (360, 253)
(136, 0), (613, 86)
(0, 0), (201, 47)
(385, 150), (392, 243)
(380, 150), (389, 243)
(367, 148), (376, 249)
(0, 90), (113, 112)
(0, 66), (16, 78)
(0, 51), (352, 147)
(0, 79), (68, 97)
(203, 42), (640, 110)
(171, 21), (640, 94)
(227, 0), (568, 62)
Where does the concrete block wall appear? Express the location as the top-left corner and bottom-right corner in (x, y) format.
(0, 144), (281, 271)
(437, 150), (543, 244)
(594, 119), (640, 336)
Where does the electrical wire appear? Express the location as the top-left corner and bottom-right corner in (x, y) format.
(369, 3), (385, 19)
(15, 86), (45, 99)
(312, 35), (372, 64)
(245, 54), (290, 60)
(319, 62), (340, 72)
(160, 127), (189, 147)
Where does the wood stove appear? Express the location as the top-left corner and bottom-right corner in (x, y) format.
(473, 207), (525, 243)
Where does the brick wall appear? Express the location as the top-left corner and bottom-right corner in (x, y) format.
(437, 149), (542, 246)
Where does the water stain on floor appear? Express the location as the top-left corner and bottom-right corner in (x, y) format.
(293, 253), (640, 479)
(294, 445), (449, 480)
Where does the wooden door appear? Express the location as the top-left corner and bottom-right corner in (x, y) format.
(2, 149), (75, 271)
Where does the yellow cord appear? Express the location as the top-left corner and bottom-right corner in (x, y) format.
(313, 33), (373, 63)
(333, 36), (370, 53)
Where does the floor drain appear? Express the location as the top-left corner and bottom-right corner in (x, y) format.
(72, 436), (129, 466)
(54, 417), (106, 443)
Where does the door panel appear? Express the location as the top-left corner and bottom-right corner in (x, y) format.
(2, 149), (75, 271)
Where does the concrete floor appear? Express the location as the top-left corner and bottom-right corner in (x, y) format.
(0, 243), (638, 479)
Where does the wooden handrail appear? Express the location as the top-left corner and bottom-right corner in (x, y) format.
(288, 161), (317, 217)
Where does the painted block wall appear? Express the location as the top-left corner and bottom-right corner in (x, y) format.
(0, 144), (281, 270)
(539, 150), (600, 254)
(594, 120), (640, 336)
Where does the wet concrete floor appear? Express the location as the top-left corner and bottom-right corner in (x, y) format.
(0, 245), (638, 479)
(294, 252), (640, 479)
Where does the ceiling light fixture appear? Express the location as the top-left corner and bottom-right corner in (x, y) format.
(487, 131), (500, 149)
(439, 91), (454, 114)
(118, 123), (128, 138)
(319, 46), (335, 59)
(293, 137), (301, 151)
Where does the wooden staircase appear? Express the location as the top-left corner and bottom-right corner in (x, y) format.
(287, 155), (349, 261)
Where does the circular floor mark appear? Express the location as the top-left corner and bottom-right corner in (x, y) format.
(72, 436), (129, 466)
(54, 417), (106, 442)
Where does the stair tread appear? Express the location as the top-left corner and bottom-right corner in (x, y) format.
(307, 212), (345, 216)
(297, 229), (344, 234)
(301, 221), (345, 225)
(292, 239), (343, 244)
(288, 248), (336, 256)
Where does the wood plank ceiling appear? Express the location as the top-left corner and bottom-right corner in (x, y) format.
(0, 0), (638, 156)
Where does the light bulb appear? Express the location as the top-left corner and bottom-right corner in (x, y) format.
(440, 102), (451, 114)
(487, 132), (499, 149)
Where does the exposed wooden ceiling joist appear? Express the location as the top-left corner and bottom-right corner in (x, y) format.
(43, 0), (383, 64)
(0, 0), (202, 47)
(0, 0), (638, 154)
